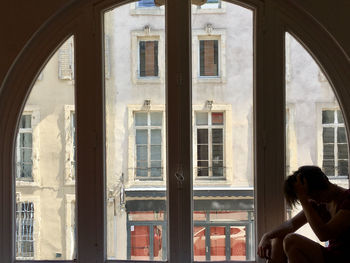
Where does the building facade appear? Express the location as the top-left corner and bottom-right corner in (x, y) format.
(14, 0), (348, 261)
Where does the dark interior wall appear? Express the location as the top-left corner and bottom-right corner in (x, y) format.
(292, 0), (350, 58)
(0, 0), (349, 85)
(0, 0), (69, 83)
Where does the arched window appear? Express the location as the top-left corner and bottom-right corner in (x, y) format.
(1, 0), (350, 262)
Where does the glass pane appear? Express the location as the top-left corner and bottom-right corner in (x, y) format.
(285, 32), (349, 248)
(197, 112), (208, 125)
(322, 110), (334, 124)
(192, 2), (254, 260)
(338, 127), (347, 143)
(230, 226), (246, 260)
(151, 112), (162, 126)
(212, 129), (223, 143)
(197, 129), (208, 144)
(136, 130), (148, 144)
(323, 144), (334, 159)
(105, 4), (166, 260)
(15, 36), (76, 259)
(210, 227), (226, 261)
(130, 225), (150, 260)
(338, 144), (348, 159)
(194, 226), (206, 261)
(338, 110), (344, 123)
(137, 146), (148, 161)
(323, 127), (334, 143)
(151, 146), (161, 160)
(20, 133), (32, 147)
(212, 112), (223, 125)
(20, 115), (32, 129)
(135, 112), (148, 126)
(151, 129), (161, 144)
(197, 145), (209, 160)
(338, 160), (348, 176)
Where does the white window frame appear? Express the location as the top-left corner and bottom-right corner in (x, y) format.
(65, 105), (76, 184)
(65, 194), (76, 260)
(131, 30), (165, 84)
(16, 106), (40, 186)
(317, 103), (349, 180)
(128, 105), (166, 186)
(192, 104), (232, 185)
(192, 28), (226, 83)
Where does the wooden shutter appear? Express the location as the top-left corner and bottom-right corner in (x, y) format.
(200, 40), (219, 76)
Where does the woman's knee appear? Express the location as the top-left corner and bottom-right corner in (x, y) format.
(283, 233), (301, 254)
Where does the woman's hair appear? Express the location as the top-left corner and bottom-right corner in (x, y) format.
(284, 165), (330, 207)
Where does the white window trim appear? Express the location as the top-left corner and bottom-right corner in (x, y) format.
(58, 36), (75, 82)
(192, 104), (232, 186)
(131, 30), (165, 85)
(65, 194), (76, 260)
(316, 103), (349, 184)
(16, 106), (40, 187)
(15, 194), (41, 260)
(192, 1), (226, 14)
(129, 2), (165, 16)
(64, 105), (76, 185)
(192, 28), (226, 84)
(128, 105), (166, 186)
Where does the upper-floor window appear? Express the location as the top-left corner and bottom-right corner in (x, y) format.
(16, 201), (34, 258)
(195, 112), (224, 178)
(137, 0), (156, 8)
(198, 0), (221, 9)
(139, 40), (159, 78)
(135, 112), (163, 179)
(322, 109), (348, 177)
(16, 115), (33, 181)
(199, 39), (219, 77)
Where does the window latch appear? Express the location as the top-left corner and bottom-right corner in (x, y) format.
(175, 168), (184, 189)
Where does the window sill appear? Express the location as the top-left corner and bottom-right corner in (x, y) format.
(134, 76), (163, 85)
(192, 7), (226, 15)
(196, 76), (225, 84)
(130, 8), (165, 16)
(64, 179), (76, 186)
(16, 180), (39, 187)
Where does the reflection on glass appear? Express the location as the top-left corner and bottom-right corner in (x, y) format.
(15, 36), (76, 260)
(104, 2), (166, 260)
(230, 226), (246, 260)
(285, 32), (349, 244)
(194, 226), (206, 261)
(192, 1), (254, 261)
(210, 226), (226, 261)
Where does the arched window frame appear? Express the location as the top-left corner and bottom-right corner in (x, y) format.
(0, 0), (349, 262)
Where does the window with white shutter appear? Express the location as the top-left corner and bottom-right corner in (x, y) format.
(58, 36), (74, 80)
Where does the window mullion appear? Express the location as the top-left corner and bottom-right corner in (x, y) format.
(166, 0), (192, 262)
(255, 1), (286, 250)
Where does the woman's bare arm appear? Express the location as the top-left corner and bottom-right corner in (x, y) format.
(295, 176), (350, 241)
(257, 211), (306, 259)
